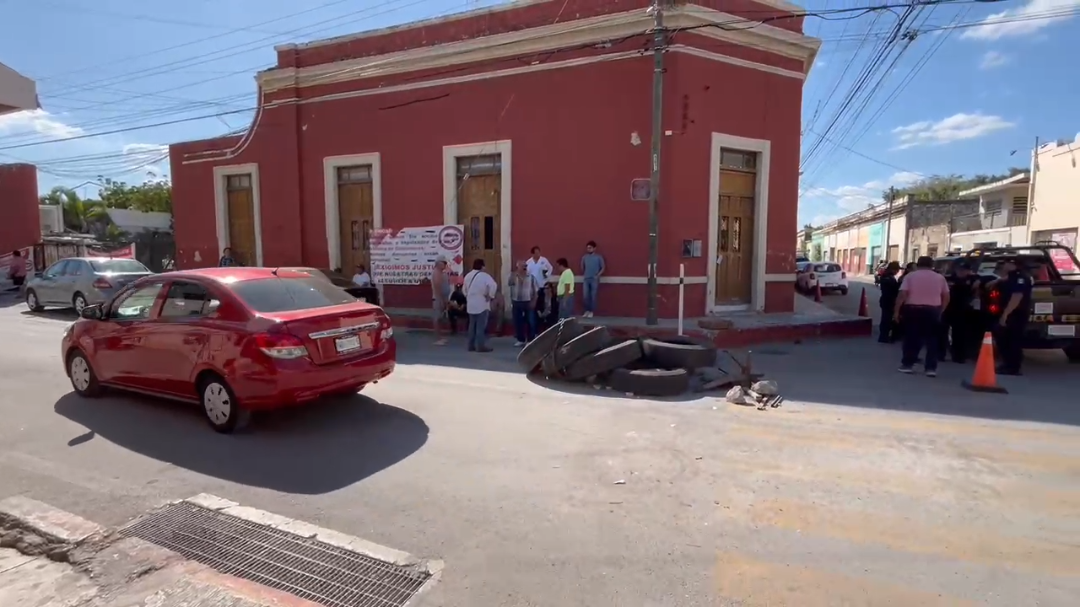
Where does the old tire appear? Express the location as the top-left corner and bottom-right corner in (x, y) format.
(540, 354), (563, 379)
(517, 318), (582, 373)
(563, 339), (644, 381)
(641, 337), (717, 370)
(549, 326), (611, 370)
(607, 367), (690, 397)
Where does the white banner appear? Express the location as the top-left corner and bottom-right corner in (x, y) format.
(370, 225), (464, 285)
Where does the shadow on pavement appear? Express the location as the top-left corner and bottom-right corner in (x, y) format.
(394, 330), (522, 373)
(746, 336), (1080, 427)
(53, 391), (429, 494)
(524, 374), (706, 402)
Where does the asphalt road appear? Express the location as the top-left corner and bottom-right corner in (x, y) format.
(810, 274), (882, 319)
(1, 295), (1079, 606)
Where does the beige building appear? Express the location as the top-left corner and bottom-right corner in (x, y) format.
(0, 61), (36, 115)
(1029, 135), (1080, 255)
(949, 173), (1029, 251)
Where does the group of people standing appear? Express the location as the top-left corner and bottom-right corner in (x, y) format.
(876, 256), (1032, 376)
(429, 242), (607, 352)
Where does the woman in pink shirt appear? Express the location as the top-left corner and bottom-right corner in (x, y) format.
(7, 250), (27, 287)
(893, 256), (950, 376)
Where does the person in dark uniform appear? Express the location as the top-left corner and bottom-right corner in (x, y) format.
(877, 261), (902, 343)
(939, 262), (981, 362)
(893, 262), (918, 340)
(987, 258), (1032, 375)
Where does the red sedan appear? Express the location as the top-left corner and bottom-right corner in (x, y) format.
(61, 267), (396, 433)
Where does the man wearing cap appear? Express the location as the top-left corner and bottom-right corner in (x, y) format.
(986, 258), (1032, 375)
(940, 261), (981, 363)
(430, 256), (452, 346)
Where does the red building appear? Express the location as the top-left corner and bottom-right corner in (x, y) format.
(169, 0), (819, 318)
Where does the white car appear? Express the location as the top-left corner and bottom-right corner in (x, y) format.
(798, 262), (848, 295)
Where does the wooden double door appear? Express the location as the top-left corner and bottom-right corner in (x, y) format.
(457, 154), (502, 283)
(714, 149), (758, 306)
(336, 165), (375, 273)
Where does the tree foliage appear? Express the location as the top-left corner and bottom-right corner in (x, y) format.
(882, 167), (1026, 203)
(38, 178), (172, 237)
(96, 177), (172, 213)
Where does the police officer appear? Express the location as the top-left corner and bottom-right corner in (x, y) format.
(987, 258), (1032, 375)
(939, 262), (980, 362)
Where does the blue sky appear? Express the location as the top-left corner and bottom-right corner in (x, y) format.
(0, 0), (1077, 217)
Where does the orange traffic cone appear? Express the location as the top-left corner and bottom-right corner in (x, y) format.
(814, 282), (822, 303)
(961, 332), (1008, 394)
(857, 287), (869, 317)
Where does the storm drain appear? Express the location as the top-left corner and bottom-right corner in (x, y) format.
(119, 502), (431, 607)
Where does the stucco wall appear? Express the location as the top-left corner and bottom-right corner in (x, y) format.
(0, 163), (40, 254)
(170, 53), (803, 317)
(1030, 137), (1080, 236)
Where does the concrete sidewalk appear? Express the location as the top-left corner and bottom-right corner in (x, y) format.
(0, 494), (441, 607)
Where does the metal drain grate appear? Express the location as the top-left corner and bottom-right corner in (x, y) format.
(119, 502), (430, 607)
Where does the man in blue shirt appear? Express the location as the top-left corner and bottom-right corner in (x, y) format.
(989, 258), (1032, 375)
(580, 240), (605, 318)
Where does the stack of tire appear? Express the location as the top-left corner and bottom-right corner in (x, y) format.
(516, 318), (718, 397)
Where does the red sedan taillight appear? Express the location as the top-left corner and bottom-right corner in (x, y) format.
(378, 313), (394, 340)
(252, 333), (308, 360)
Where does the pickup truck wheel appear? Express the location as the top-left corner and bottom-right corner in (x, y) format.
(1064, 344), (1080, 363)
(840, 287), (849, 296)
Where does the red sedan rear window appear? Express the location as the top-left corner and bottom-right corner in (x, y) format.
(230, 277), (356, 313)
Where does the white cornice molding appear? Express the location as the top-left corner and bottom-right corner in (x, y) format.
(258, 5), (818, 92)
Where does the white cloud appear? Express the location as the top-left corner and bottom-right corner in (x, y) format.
(891, 113), (1014, 150)
(960, 0), (1080, 41)
(121, 142), (167, 154)
(800, 171), (921, 225)
(0, 109), (84, 139)
(979, 50), (1011, 69)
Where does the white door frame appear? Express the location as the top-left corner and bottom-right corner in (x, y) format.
(213, 163), (263, 266)
(443, 140), (513, 311)
(323, 152), (384, 271)
(706, 132), (771, 314)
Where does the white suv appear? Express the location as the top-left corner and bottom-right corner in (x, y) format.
(798, 262), (849, 295)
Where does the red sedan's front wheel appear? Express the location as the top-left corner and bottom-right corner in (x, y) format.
(68, 350), (103, 398)
(198, 375), (250, 434)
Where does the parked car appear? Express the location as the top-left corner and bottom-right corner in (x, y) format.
(794, 261), (814, 290)
(797, 262), (848, 295)
(26, 257), (153, 314)
(61, 267), (396, 432)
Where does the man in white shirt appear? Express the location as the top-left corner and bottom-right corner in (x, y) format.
(463, 258), (497, 352)
(352, 264), (372, 287)
(525, 246), (552, 329)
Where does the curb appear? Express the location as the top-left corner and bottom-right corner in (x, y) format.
(0, 495), (104, 545)
(181, 494), (444, 601)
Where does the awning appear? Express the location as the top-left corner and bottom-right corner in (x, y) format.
(0, 61), (38, 116)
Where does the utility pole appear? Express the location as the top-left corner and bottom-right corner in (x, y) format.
(883, 186), (896, 261)
(1024, 136), (1039, 246)
(645, 0), (667, 326)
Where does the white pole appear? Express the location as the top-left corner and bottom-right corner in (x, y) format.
(677, 263), (685, 336)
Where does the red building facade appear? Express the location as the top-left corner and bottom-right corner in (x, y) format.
(169, 0), (819, 318)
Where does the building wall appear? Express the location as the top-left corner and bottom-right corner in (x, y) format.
(1030, 136), (1080, 238)
(169, 5), (810, 318)
(906, 201), (978, 260)
(948, 226), (1027, 251)
(0, 163), (40, 254)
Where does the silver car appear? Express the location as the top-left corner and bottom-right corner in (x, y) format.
(25, 257), (153, 313)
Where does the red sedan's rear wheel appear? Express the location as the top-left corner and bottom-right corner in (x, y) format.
(198, 375), (250, 434)
(68, 350), (103, 397)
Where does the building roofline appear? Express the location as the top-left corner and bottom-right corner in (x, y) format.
(274, 0), (807, 52)
(957, 172), (1029, 197)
